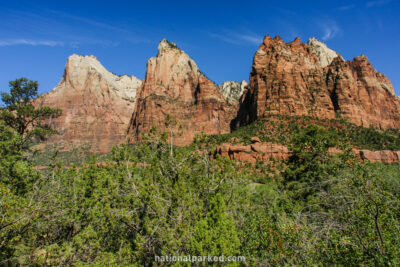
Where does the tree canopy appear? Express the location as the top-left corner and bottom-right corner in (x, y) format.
(1, 78), (61, 150)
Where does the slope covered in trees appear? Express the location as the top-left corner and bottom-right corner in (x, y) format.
(1, 119), (400, 265)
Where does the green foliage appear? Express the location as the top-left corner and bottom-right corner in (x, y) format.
(0, 123), (40, 261)
(284, 124), (341, 202)
(1, 77), (61, 150)
(190, 193), (240, 262)
(1, 115), (400, 265)
(0, 122), (36, 193)
(209, 115), (400, 150)
(26, 143), (100, 167)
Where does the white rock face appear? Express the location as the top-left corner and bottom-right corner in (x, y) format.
(219, 80), (247, 101)
(115, 75), (142, 101)
(59, 54), (142, 101)
(35, 54), (142, 153)
(307, 37), (343, 68)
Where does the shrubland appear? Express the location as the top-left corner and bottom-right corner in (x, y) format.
(1, 120), (400, 266)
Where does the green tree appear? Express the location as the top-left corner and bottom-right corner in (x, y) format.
(190, 193), (240, 265)
(283, 124), (340, 202)
(1, 78), (61, 150)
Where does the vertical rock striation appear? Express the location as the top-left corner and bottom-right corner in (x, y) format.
(235, 35), (400, 129)
(36, 54), (142, 153)
(234, 35), (335, 127)
(127, 39), (236, 146)
(325, 55), (400, 128)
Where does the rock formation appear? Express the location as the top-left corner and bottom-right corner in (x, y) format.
(219, 80), (247, 101)
(215, 138), (400, 165)
(127, 39), (236, 146)
(235, 35), (400, 129)
(325, 55), (400, 128)
(34, 35), (400, 154)
(308, 37), (343, 68)
(36, 54), (142, 153)
(234, 35), (335, 127)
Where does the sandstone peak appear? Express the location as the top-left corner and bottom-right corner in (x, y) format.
(127, 40), (236, 146)
(35, 54), (142, 153)
(307, 37), (343, 68)
(59, 54), (141, 102)
(273, 35), (283, 41)
(66, 54), (105, 75)
(236, 33), (400, 130)
(234, 35), (336, 127)
(354, 54), (369, 62)
(290, 36), (302, 45)
(158, 39), (180, 55)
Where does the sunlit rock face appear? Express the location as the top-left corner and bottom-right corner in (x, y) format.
(219, 80), (247, 101)
(235, 34), (400, 130)
(127, 39), (237, 146)
(234, 35), (335, 128)
(326, 55), (400, 128)
(36, 54), (142, 153)
(307, 37), (343, 68)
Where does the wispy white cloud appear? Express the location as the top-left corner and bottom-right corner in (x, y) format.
(0, 39), (64, 47)
(0, 9), (150, 49)
(236, 34), (262, 45)
(208, 30), (262, 45)
(49, 10), (125, 33)
(48, 9), (150, 44)
(320, 20), (341, 41)
(366, 0), (393, 7)
(337, 4), (355, 11)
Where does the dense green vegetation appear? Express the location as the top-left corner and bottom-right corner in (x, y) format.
(1, 79), (400, 265)
(25, 143), (103, 167)
(212, 115), (400, 151)
(1, 122), (400, 265)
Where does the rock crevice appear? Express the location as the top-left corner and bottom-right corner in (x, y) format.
(235, 35), (400, 130)
(127, 39), (237, 146)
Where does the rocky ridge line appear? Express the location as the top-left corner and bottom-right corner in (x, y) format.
(36, 54), (142, 153)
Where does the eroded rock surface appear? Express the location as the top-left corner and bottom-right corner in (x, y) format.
(308, 37), (343, 68)
(235, 35), (400, 130)
(127, 39), (237, 146)
(219, 80), (247, 101)
(235, 35), (336, 127)
(215, 139), (400, 165)
(36, 54), (142, 153)
(326, 55), (400, 128)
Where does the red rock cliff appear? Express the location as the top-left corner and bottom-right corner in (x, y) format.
(127, 39), (236, 146)
(235, 35), (400, 129)
(234, 35), (335, 127)
(35, 54), (142, 153)
(325, 55), (400, 128)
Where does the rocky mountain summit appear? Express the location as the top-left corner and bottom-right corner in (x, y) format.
(127, 39), (236, 146)
(36, 54), (142, 153)
(235, 35), (400, 129)
(234, 35), (336, 127)
(326, 55), (400, 128)
(34, 35), (400, 153)
(307, 37), (343, 68)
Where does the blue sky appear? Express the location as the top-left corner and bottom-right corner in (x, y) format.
(0, 0), (399, 97)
